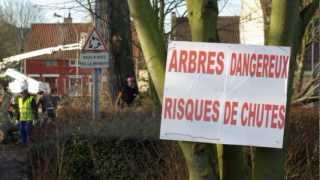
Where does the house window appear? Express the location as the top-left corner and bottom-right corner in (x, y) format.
(82, 75), (92, 96)
(43, 76), (58, 91)
(69, 59), (78, 67)
(69, 75), (82, 96)
(45, 60), (57, 67)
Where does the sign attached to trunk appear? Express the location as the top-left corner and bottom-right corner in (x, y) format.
(79, 28), (109, 68)
(160, 41), (291, 148)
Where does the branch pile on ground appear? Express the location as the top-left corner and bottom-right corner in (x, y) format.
(286, 106), (319, 180)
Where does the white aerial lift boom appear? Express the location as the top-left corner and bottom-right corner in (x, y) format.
(0, 42), (82, 142)
(0, 43), (81, 71)
(0, 43), (82, 94)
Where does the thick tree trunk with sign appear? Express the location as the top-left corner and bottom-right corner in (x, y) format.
(182, 1), (245, 180)
(177, 1), (221, 179)
(253, 1), (298, 179)
(128, 0), (251, 179)
(253, 2), (298, 180)
(253, 0), (319, 179)
(179, 1), (220, 179)
(185, 1), (246, 180)
(128, 0), (220, 180)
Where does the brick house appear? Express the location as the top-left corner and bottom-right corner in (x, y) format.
(171, 13), (240, 43)
(24, 19), (93, 96)
(131, 14), (240, 61)
(131, 14), (240, 92)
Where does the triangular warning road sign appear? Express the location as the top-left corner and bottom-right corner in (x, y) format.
(82, 28), (107, 52)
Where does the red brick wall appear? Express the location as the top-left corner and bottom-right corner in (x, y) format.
(25, 59), (93, 96)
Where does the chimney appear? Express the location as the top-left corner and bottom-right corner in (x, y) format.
(64, 13), (72, 23)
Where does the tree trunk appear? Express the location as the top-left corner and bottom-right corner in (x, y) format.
(260, 0), (272, 40)
(128, 0), (220, 179)
(253, 0), (300, 179)
(127, 0), (166, 101)
(176, 1), (221, 180)
(186, 0), (219, 42)
(0, 92), (15, 143)
(0, 121), (17, 143)
(254, 0), (319, 179)
(99, 0), (136, 103)
(187, 0), (246, 179)
(159, 0), (165, 36)
(223, 145), (247, 180)
(178, 142), (219, 180)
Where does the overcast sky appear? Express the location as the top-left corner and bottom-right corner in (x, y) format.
(30, 0), (92, 23)
(30, 0), (240, 23)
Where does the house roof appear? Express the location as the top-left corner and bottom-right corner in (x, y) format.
(25, 23), (93, 60)
(171, 16), (240, 43)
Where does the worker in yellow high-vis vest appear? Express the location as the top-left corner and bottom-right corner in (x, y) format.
(16, 83), (37, 145)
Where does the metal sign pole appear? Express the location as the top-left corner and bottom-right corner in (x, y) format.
(92, 68), (100, 120)
(93, 0), (100, 120)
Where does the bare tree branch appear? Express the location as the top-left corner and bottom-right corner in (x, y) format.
(292, 95), (319, 105)
(293, 61), (319, 105)
(0, 0), (43, 27)
(219, 0), (230, 14)
(294, 77), (320, 99)
(0, 0), (44, 52)
(164, 0), (185, 16)
(300, 0), (320, 29)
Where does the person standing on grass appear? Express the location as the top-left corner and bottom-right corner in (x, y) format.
(16, 82), (37, 145)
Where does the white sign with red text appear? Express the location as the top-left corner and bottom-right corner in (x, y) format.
(160, 41), (291, 148)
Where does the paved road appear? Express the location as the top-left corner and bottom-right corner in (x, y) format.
(0, 145), (31, 180)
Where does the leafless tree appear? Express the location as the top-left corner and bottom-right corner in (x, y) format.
(73, 0), (95, 22)
(0, 0), (44, 52)
(0, 20), (18, 60)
